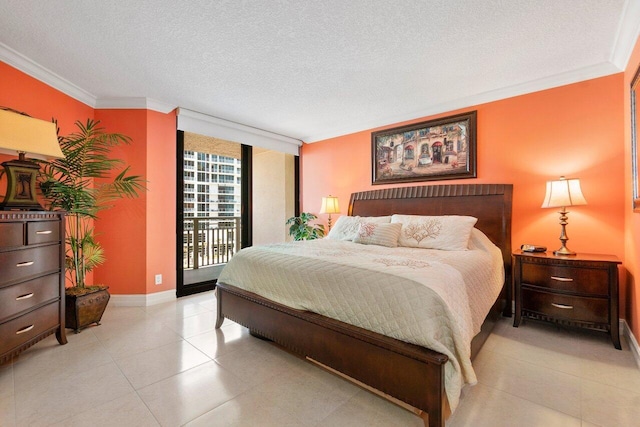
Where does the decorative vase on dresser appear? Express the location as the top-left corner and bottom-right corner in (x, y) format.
(0, 211), (67, 363)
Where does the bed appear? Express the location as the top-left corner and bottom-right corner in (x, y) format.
(215, 183), (513, 427)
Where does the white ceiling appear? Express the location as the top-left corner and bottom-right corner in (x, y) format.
(1, 1), (639, 143)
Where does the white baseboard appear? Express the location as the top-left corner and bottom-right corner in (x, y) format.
(621, 319), (640, 369)
(109, 289), (176, 307)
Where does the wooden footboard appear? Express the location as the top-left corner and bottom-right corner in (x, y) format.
(213, 183), (513, 427)
(216, 282), (449, 427)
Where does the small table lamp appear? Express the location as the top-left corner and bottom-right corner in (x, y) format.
(541, 176), (587, 256)
(320, 195), (340, 231)
(0, 108), (64, 210)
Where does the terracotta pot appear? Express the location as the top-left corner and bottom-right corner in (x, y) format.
(65, 287), (110, 333)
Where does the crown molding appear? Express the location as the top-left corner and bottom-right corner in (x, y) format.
(0, 42), (97, 107)
(1, 43), (176, 114)
(610, 0), (640, 70)
(95, 97), (177, 113)
(304, 61), (621, 143)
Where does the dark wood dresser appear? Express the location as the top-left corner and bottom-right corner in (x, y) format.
(0, 211), (67, 363)
(513, 250), (621, 349)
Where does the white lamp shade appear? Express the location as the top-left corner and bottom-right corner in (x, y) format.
(541, 177), (587, 208)
(0, 109), (63, 159)
(320, 196), (340, 214)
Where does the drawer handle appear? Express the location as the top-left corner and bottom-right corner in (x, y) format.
(16, 325), (35, 335)
(550, 276), (574, 282)
(551, 303), (574, 309)
(16, 293), (35, 301)
(16, 261), (35, 267)
(36, 230), (53, 235)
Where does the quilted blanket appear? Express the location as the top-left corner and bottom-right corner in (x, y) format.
(217, 228), (504, 410)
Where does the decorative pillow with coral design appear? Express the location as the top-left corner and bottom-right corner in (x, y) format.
(391, 214), (478, 250)
(352, 222), (402, 247)
(327, 215), (392, 241)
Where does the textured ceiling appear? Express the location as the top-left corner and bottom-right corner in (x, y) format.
(0, 1), (638, 143)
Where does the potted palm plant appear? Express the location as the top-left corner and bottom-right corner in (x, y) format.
(37, 119), (145, 332)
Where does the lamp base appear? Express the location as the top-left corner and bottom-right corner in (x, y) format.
(0, 157), (43, 211)
(553, 246), (577, 256)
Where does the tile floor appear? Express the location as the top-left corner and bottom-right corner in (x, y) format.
(1, 291), (639, 426)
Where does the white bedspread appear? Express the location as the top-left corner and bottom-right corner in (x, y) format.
(218, 228), (504, 410)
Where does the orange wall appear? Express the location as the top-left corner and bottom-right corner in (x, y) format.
(145, 110), (177, 294)
(92, 109), (177, 295)
(302, 73), (627, 316)
(1, 62), (177, 296)
(93, 109), (148, 295)
(0, 62), (94, 134)
(624, 35), (640, 337)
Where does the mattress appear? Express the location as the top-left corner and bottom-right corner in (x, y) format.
(217, 228), (504, 409)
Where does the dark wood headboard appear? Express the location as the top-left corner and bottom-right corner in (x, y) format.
(348, 183), (513, 280)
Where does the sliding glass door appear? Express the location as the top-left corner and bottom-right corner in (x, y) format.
(176, 131), (248, 297)
(176, 130), (297, 297)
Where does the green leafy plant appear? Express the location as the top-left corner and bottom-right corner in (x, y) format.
(286, 212), (325, 240)
(37, 119), (145, 290)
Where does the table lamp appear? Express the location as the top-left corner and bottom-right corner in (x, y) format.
(541, 176), (587, 256)
(0, 108), (64, 210)
(320, 195), (340, 231)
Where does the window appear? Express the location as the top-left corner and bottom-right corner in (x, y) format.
(197, 172), (209, 182)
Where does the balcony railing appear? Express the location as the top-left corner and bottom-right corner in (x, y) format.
(183, 216), (240, 269)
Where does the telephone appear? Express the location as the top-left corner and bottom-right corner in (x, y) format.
(520, 244), (547, 253)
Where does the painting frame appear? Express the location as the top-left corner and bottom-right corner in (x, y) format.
(371, 111), (477, 185)
(631, 64), (640, 212)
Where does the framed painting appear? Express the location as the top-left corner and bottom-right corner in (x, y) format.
(631, 64), (640, 212)
(372, 111), (477, 185)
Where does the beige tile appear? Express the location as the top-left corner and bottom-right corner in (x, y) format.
(50, 392), (159, 427)
(91, 319), (183, 359)
(185, 388), (309, 427)
(581, 378), (640, 427)
(186, 322), (258, 359)
(448, 383), (582, 427)
(12, 338), (114, 388)
(161, 310), (219, 338)
(487, 320), (588, 377)
(0, 364), (15, 427)
(114, 340), (211, 389)
(213, 339), (307, 388)
(577, 338), (640, 393)
(317, 389), (424, 426)
(251, 360), (362, 425)
(143, 298), (212, 321)
(100, 306), (148, 323)
(10, 328), (99, 365)
(137, 360), (251, 426)
(474, 350), (581, 417)
(15, 361), (134, 426)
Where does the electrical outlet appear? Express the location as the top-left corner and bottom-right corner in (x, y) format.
(155, 274), (162, 285)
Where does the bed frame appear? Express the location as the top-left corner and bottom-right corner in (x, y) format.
(215, 183), (513, 427)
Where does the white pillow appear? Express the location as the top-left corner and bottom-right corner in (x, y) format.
(327, 215), (391, 241)
(391, 214), (478, 250)
(353, 222), (402, 247)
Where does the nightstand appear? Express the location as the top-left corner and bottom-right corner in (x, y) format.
(513, 251), (621, 349)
